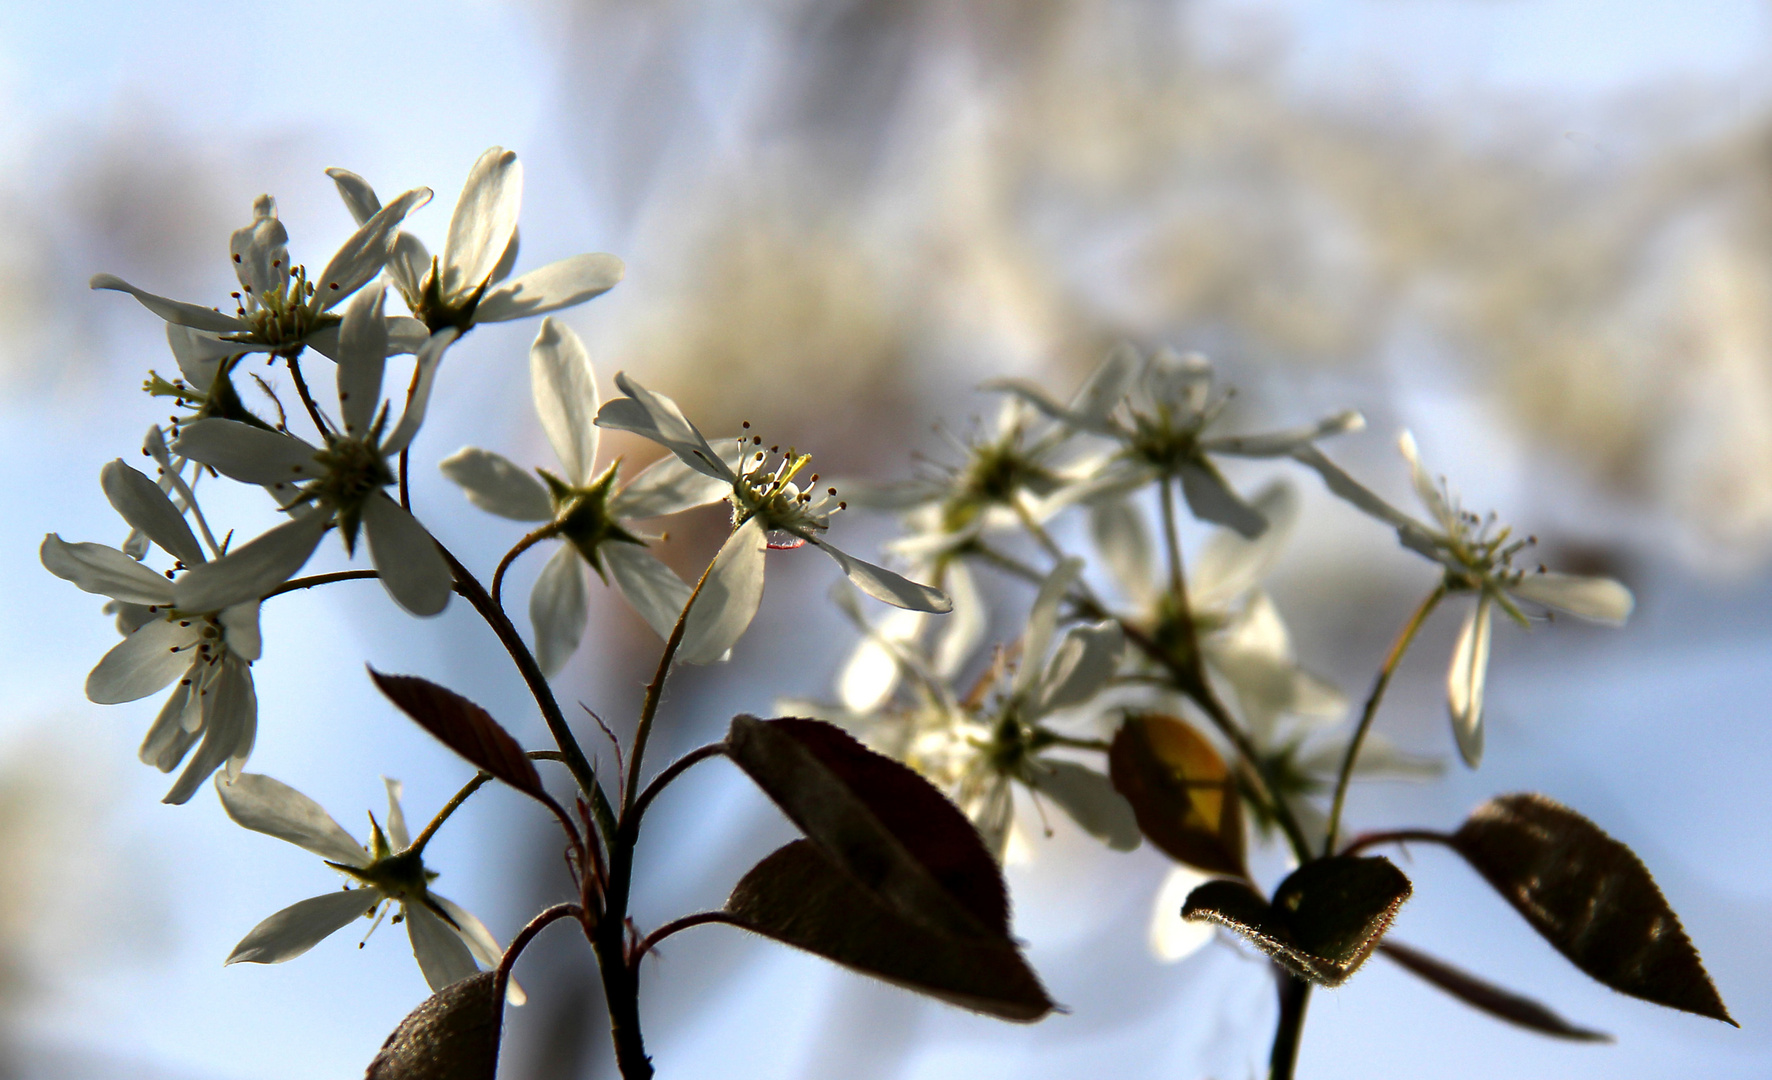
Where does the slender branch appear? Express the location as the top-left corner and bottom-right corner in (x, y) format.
(283, 352), (331, 439)
(1269, 974), (1312, 1080)
(1323, 584), (1445, 853)
(434, 541), (617, 844)
(1158, 476), (1186, 600)
(408, 773), (491, 855)
(629, 911), (749, 970)
(263, 569), (379, 600)
(1340, 828), (1453, 856)
(625, 742), (728, 833)
(495, 902), (585, 1001)
(396, 356), (426, 511)
(493, 524), (560, 609)
(621, 555), (720, 817)
(1040, 732), (1111, 753)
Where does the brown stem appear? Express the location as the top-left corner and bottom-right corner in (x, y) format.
(495, 903), (585, 1006)
(625, 742), (728, 835)
(1339, 828), (1453, 856)
(1269, 973), (1312, 1080)
(283, 351), (332, 439)
(263, 569), (379, 599)
(493, 524), (561, 609)
(629, 911), (750, 969)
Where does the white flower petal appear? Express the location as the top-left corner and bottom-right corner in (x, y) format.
(384, 778), (410, 851)
(86, 618), (191, 704)
(101, 459), (204, 567)
(1014, 559), (1083, 698)
(311, 187), (433, 312)
(439, 447), (552, 521)
(1038, 621), (1124, 714)
(1289, 445), (1428, 536)
(1144, 349), (1213, 414)
(229, 196), (290, 298)
(1177, 461), (1266, 540)
(528, 318), (600, 486)
(325, 167), (380, 225)
(1089, 495), (1156, 610)
(490, 227), (520, 285)
(174, 510), (329, 613)
(41, 534), (174, 606)
(381, 328), (459, 456)
(603, 542), (693, 642)
(932, 561), (985, 680)
(810, 538), (952, 614)
(1203, 410), (1365, 458)
(838, 607), (926, 713)
(90, 273), (246, 333)
(1189, 482), (1297, 610)
(1398, 431), (1456, 532)
(166, 324), (232, 390)
(227, 889), (382, 966)
(335, 285), (388, 437)
(1447, 594), (1494, 768)
(477, 253), (624, 324)
(1027, 760), (1140, 851)
(407, 901), (481, 992)
(429, 894), (524, 1006)
(139, 681), (199, 772)
(1068, 341), (1142, 425)
(529, 544), (589, 677)
(164, 654), (256, 804)
(679, 517), (768, 665)
(362, 495), (453, 617)
(388, 315), (429, 354)
(443, 148), (522, 300)
(1507, 572), (1633, 626)
(1149, 866), (1214, 963)
(595, 373), (735, 483)
(608, 452), (731, 520)
(218, 601), (263, 662)
(171, 419), (319, 486)
(216, 773), (369, 867)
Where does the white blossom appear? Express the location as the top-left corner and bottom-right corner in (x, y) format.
(327, 147), (623, 334)
(218, 774), (522, 1004)
(1293, 431), (1634, 766)
(41, 458), (260, 804)
(440, 318), (728, 674)
(169, 286), (457, 617)
(93, 189), (431, 359)
(594, 373), (951, 664)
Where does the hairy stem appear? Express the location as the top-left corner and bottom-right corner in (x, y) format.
(263, 569), (379, 600)
(492, 524), (560, 610)
(629, 911), (750, 969)
(283, 352), (332, 439)
(495, 903), (585, 1007)
(1269, 974), (1312, 1080)
(1323, 584), (1445, 853)
(622, 556), (719, 816)
(408, 773), (491, 855)
(626, 742), (728, 833)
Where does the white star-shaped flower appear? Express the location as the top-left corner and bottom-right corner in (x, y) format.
(440, 318), (729, 674)
(594, 373), (952, 664)
(93, 188), (432, 358)
(218, 773), (522, 1003)
(42, 457), (260, 804)
(1293, 431), (1634, 766)
(327, 147), (623, 335)
(168, 286), (458, 617)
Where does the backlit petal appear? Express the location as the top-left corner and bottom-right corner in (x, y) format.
(362, 495), (452, 617)
(528, 318), (600, 486)
(679, 517), (768, 665)
(529, 544), (588, 677)
(217, 772), (369, 867)
(477, 253), (624, 323)
(1508, 572), (1633, 626)
(603, 542), (693, 642)
(407, 902), (481, 992)
(439, 447), (552, 521)
(226, 889), (381, 965)
(1447, 595), (1493, 768)
(90, 273), (246, 334)
(102, 459), (204, 566)
(41, 534), (174, 606)
(174, 511), (329, 613)
(442, 148), (521, 299)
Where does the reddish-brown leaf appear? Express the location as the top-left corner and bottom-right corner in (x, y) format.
(365, 971), (502, 1080)
(1379, 940), (1611, 1043)
(1450, 793), (1734, 1025)
(369, 668), (545, 803)
(727, 840), (1053, 1022)
(1109, 713), (1246, 878)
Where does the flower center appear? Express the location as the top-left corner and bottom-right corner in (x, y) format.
(227, 263), (340, 351)
(729, 431), (842, 544)
(309, 436), (395, 550)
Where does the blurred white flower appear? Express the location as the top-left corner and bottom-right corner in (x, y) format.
(218, 774), (522, 1004)
(328, 147), (623, 334)
(169, 286), (457, 617)
(1294, 431), (1634, 766)
(595, 372), (951, 663)
(41, 458), (259, 804)
(993, 345), (1363, 538)
(441, 318), (728, 674)
(92, 189), (431, 358)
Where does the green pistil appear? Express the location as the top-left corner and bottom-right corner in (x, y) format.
(542, 463), (642, 581)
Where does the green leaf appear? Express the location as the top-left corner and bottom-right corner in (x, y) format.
(1449, 793), (1734, 1025)
(725, 715), (1007, 938)
(364, 971), (502, 1080)
(1108, 713), (1246, 877)
(727, 840), (1053, 1022)
(1379, 940), (1612, 1043)
(368, 669), (547, 804)
(1182, 855), (1412, 986)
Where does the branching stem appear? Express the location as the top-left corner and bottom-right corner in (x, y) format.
(630, 912), (750, 970)
(493, 524), (560, 609)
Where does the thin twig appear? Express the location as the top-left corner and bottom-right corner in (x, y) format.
(495, 903), (585, 1003)
(263, 569), (379, 600)
(493, 524), (560, 609)
(629, 912), (750, 970)
(625, 743), (728, 834)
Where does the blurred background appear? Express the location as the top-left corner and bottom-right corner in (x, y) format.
(5, 0), (1772, 1076)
